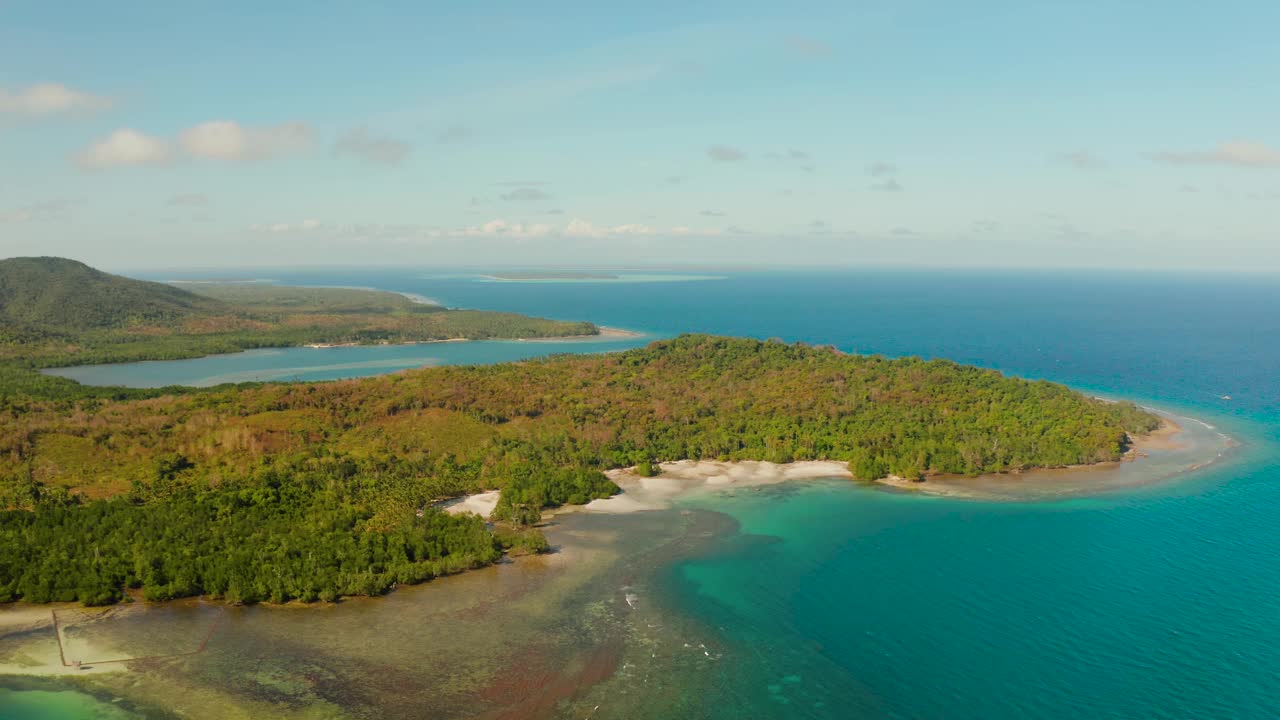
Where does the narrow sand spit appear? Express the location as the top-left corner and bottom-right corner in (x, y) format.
(513, 326), (643, 343)
(873, 415), (1232, 500)
(1131, 417), (1186, 452)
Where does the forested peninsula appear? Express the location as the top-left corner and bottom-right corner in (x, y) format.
(0, 328), (1161, 606)
(0, 256), (597, 400)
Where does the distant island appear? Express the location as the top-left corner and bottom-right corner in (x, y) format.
(470, 271), (727, 285)
(483, 271), (620, 281)
(0, 318), (1161, 605)
(0, 257), (599, 398)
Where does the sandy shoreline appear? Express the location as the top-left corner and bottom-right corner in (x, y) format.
(581, 460), (853, 513)
(440, 490), (501, 518)
(0, 413), (1233, 690)
(303, 326), (642, 349)
(441, 411), (1233, 516)
(302, 337), (470, 349)
(872, 414), (1234, 499)
(511, 326), (644, 343)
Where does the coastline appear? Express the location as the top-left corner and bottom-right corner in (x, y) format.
(40, 326), (648, 382)
(0, 411), (1241, 715)
(871, 412), (1235, 500)
(301, 325), (643, 349)
(302, 337), (470, 349)
(511, 325), (643, 343)
(0, 412), (1227, 625)
(0, 508), (708, 716)
(458, 410), (1228, 516)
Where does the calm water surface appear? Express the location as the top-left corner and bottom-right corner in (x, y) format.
(5, 269), (1279, 719)
(44, 337), (651, 388)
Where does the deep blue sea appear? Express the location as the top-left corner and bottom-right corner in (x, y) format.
(22, 269), (1280, 718)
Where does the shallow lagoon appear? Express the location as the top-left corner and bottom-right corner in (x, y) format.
(1, 505), (733, 719)
(42, 335), (652, 388)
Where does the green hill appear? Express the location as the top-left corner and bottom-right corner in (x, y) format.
(0, 256), (220, 331)
(0, 257), (599, 378)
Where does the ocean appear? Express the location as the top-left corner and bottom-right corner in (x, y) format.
(7, 268), (1280, 719)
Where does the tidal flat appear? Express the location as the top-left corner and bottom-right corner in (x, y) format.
(0, 506), (738, 719)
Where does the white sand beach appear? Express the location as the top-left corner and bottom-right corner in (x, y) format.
(439, 414), (1223, 517)
(581, 460), (853, 513)
(441, 490), (501, 519)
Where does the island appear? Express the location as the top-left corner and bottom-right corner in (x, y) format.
(483, 271), (621, 281)
(0, 256), (599, 399)
(0, 283), (1162, 606)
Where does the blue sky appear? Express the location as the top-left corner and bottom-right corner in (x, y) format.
(2, 1), (1278, 270)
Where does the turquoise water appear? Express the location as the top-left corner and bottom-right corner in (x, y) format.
(18, 269), (1280, 717)
(663, 456), (1279, 718)
(0, 686), (141, 720)
(476, 273), (725, 283)
(44, 336), (651, 388)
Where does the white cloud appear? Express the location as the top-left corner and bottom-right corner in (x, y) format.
(785, 36), (833, 57)
(868, 161), (897, 177)
(180, 120), (312, 161)
(78, 120), (312, 169)
(1059, 150), (1105, 170)
(250, 219), (323, 233)
(1153, 141), (1280, 168)
(0, 199), (80, 223)
(76, 129), (173, 169)
(870, 179), (904, 192)
(242, 217), (721, 243)
(462, 218), (720, 241)
(436, 124), (470, 143)
(500, 187), (551, 202)
(463, 219), (554, 238)
(564, 218), (657, 239)
(0, 83), (112, 116)
(766, 148), (811, 162)
(334, 127), (412, 166)
(611, 223), (656, 235)
(564, 219), (600, 237)
(707, 145), (746, 162)
(167, 193), (208, 207)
